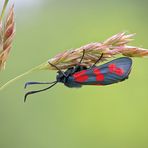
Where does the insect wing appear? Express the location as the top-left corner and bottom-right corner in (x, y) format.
(72, 57), (132, 85)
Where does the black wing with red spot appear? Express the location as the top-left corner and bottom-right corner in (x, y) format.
(72, 57), (132, 85)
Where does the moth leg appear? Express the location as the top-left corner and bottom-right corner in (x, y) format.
(48, 61), (67, 77)
(71, 49), (87, 73)
(91, 53), (103, 68)
(79, 49), (85, 64)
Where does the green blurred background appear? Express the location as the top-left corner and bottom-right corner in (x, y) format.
(0, 0), (148, 148)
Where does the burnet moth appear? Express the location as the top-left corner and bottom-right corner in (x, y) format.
(24, 50), (132, 102)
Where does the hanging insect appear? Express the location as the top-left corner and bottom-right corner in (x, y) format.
(24, 50), (132, 102)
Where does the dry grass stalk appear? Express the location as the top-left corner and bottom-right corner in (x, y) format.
(44, 32), (148, 70)
(0, 32), (148, 90)
(0, 5), (15, 70)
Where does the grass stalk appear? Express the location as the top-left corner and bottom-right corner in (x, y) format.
(0, 0), (9, 22)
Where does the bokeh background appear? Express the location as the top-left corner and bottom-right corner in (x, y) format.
(0, 0), (148, 148)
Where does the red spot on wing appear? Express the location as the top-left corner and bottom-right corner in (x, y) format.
(108, 64), (116, 73)
(93, 68), (104, 81)
(109, 64), (124, 76)
(73, 70), (88, 82)
(115, 68), (124, 76)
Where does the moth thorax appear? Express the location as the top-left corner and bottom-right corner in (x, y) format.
(56, 72), (67, 83)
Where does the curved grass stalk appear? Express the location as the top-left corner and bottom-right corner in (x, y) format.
(0, 32), (148, 90)
(0, 0), (9, 22)
(0, 62), (48, 90)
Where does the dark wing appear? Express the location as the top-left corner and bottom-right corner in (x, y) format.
(71, 57), (132, 85)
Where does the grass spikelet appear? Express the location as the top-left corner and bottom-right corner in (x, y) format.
(0, 2), (15, 70)
(0, 32), (148, 90)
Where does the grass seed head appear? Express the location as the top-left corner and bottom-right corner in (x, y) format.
(46, 32), (147, 70)
(0, 5), (15, 70)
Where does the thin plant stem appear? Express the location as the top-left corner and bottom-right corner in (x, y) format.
(0, 0), (9, 22)
(0, 32), (148, 90)
(0, 62), (48, 90)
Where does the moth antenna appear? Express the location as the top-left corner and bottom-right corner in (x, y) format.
(24, 81), (58, 102)
(24, 81), (57, 89)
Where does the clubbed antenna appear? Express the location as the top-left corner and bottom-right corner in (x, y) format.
(24, 81), (58, 102)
